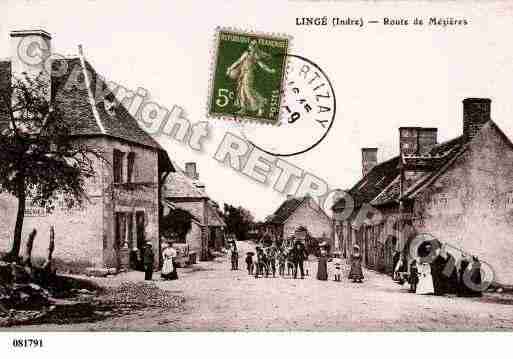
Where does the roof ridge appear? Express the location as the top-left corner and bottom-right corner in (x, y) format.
(78, 47), (105, 134)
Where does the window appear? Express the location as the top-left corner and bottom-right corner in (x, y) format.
(113, 149), (124, 183)
(115, 212), (131, 249)
(127, 152), (136, 183)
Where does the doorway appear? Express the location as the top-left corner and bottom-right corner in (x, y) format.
(131, 211), (145, 271)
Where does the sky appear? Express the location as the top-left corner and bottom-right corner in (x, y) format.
(2, 0), (513, 220)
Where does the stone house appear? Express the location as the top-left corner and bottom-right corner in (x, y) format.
(332, 98), (513, 286)
(162, 162), (225, 260)
(0, 30), (173, 273)
(265, 195), (333, 249)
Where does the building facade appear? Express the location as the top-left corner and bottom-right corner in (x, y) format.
(266, 195), (333, 249)
(0, 30), (173, 273)
(162, 162), (225, 260)
(333, 98), (513, 285)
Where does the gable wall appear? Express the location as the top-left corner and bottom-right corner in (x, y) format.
(283, 197), (333, 243)
(413, 123), (513, 284)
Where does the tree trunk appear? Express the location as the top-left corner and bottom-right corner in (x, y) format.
(42, 226), (55, 272)
(21, 229), (37, 268)
(6, 176), (26, 263)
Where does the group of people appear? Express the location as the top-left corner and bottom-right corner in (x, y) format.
(140, 240), (179, 281)
(238, 241), (309, 279)
(316, 244), (365, 283)
(229, 238), (366, 284)
(393, 243), (483, 297)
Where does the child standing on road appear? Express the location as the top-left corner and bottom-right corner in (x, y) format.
(277, 248), (286, 276)
(286, 247), (295, 276)
(245, 252), (254, 275)
(333, 252), (342, 282)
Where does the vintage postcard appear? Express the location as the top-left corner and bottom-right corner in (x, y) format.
(1, 0), (513, 357)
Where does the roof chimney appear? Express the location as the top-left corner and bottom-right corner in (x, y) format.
(361, 148), (378, 176)
(10, 30), (52, 101)
(399, 127), (419, 155)
(185, 162), (198, 180)
(418, 128), (438, 155)
(463, 98), (491, 142)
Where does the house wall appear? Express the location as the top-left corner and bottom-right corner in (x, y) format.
(412, 123), (513, 285)
(101, 138), (160, 270)
(170, 199), (209, 260)
(0, 137), (105, 270)
(283, 197), (333, 245)
(185, 221), (203, 255)
(0, 137), (161, 272)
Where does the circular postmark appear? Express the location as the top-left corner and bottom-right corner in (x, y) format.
(238, 53), (336, 157)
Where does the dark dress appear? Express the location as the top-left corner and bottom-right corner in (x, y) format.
(409, 261), (419, 292)
(316, 253), (328, 281)
(348, 253), (364, 281)
(431, 255), (446, 295)
(459, 258), (483, 297)
(142, 245), (154, 280)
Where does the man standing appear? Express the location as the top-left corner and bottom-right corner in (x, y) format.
(143, 240), (155, 281)
(292, 241), (308, 279)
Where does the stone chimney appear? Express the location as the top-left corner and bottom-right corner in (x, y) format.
(417, 128), (438, 155)
(463, 98), (491, 142)
(399, 127), (419, 155)
(399, 127), (437, 156)
(185, 162), (198, 180)
(361, 148), (378, 176)
(10, 30), (52, 101)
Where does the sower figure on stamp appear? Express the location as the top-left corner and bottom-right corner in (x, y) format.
(143, 240), (155, 281)
(226, 40), (276, 117)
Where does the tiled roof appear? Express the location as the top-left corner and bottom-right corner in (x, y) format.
(162, 169), (207, 198)
(206, 201), (226, 227)
(54, 58), (164, 149)
(332, 156), (401, 211)
(333, 135), (467, 210)
(0, 58), (171, 165)
(267, 196), (306, 224)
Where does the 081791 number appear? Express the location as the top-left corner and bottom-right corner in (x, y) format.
(12, 338), (43, 348)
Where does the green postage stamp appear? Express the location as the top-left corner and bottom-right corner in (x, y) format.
(208, 29), (290, 124)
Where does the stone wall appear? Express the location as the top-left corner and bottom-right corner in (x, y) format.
(413, 122), (513, 285)
(0, 137), (161, 271)
(100, 138), (160, 269)
(283, 197), (333, 246)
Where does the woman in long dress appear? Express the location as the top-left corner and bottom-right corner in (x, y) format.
(316, 247), (328, 281)
(348, 245), (364, 283)
(226, 40), (276, 116)
(161, 243), (178, 281)
(416, 261), (434, 295)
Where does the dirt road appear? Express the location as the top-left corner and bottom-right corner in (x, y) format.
(11, 241), (513, 331)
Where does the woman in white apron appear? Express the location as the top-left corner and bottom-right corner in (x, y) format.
(416, 261), (434, 295)
(161, 243), (177, 280)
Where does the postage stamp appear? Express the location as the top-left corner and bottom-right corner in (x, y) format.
(208, 28), (290, 124)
